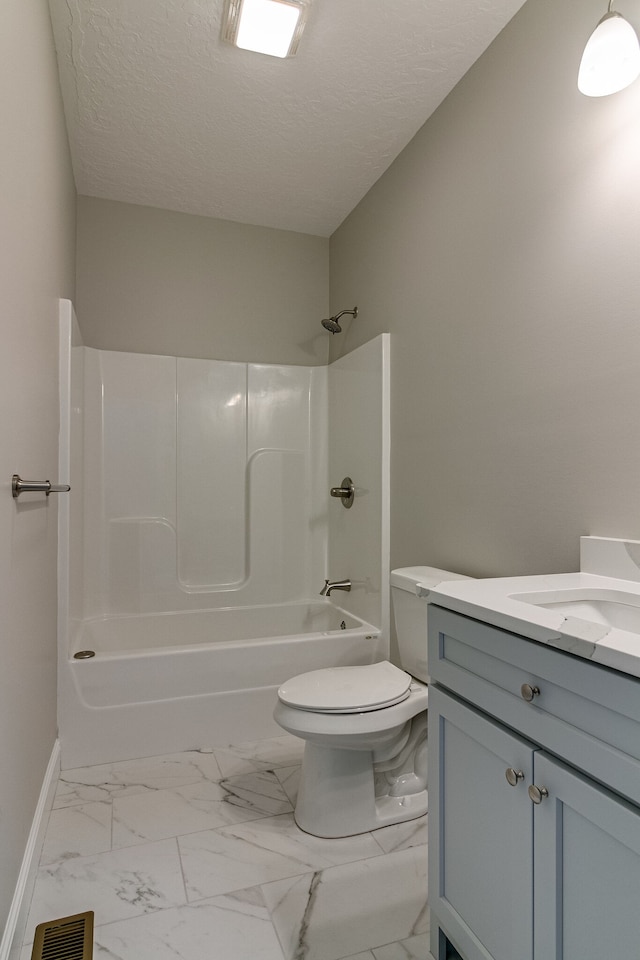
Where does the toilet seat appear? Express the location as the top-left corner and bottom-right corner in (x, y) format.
(277, 661), (412, 714)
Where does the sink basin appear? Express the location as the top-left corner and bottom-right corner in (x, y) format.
(510, 588), (640, 633)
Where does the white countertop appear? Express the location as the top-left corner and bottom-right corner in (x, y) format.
(421, 537), (640, 681)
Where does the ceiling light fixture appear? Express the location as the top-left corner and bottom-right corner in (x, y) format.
(222, 0), (310, 59)
(578, 1), (640, 96)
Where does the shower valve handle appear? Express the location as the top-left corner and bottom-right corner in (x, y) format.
(330, 477), (354, 508)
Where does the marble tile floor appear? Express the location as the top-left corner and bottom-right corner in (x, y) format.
(21, 735), (432, 960)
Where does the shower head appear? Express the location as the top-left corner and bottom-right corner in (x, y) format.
(321, 307), (358, 334)
(321, 316), (343, 334)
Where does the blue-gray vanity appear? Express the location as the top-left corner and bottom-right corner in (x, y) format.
(424, 537), (640, 960)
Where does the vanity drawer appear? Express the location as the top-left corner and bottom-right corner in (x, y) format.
(428, 605), (640, 806)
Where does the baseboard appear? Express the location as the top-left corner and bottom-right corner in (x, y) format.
(0, 740), (60, 960)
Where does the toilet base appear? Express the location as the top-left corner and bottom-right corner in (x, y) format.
(293, 720), (428, 838)
(295, 782), (427, 838)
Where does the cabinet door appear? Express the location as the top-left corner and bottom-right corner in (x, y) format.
(533, 751), (640, 960)
(429, 686), (535, 960)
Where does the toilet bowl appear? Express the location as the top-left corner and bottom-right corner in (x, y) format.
(274, 566), (471, 838)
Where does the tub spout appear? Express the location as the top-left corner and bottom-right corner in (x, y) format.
(320, 578), (352, 597)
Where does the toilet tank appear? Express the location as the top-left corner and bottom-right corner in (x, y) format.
(390, 566), (472, 682)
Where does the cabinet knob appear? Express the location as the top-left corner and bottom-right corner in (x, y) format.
(520, 683), (541, 702)
(528, 784), (549, 804)
(505, 767), (525, 787)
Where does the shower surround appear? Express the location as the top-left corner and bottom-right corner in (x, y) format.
(80, 347), (327, 616)
(57, 302), (390, 768)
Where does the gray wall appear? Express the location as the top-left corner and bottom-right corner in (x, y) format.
(76, 197), (330, 365)
(330, 0), (640, 579)
(0, 0), (76, 936)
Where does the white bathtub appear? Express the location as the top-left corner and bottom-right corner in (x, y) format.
(59, 601), (384, 769)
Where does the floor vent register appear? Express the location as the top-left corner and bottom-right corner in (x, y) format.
(30, 912), (94, 960)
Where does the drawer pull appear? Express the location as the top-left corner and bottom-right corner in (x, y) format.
(520, 683), (540, 702)
(505, 767), (525, 787)
(528, 784), (549, 804)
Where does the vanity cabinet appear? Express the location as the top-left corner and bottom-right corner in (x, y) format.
(427, 606), (640, 960)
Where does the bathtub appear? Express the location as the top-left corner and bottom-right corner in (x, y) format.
(59, 600), (385, 769)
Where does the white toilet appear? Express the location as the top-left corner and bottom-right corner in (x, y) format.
(273, 566), (470, 837)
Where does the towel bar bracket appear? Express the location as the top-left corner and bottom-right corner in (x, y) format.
(12, 475), (71, 499)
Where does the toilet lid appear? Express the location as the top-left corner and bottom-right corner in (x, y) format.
(277, 661), (413, 714)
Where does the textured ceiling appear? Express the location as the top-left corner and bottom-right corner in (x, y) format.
(49, 0), (527, 237)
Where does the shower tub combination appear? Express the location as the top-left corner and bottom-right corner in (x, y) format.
(57, 306), (390, 770)
(60, 600), (383, 768)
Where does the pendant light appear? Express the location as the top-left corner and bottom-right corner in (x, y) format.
(578, 2), (640, 96)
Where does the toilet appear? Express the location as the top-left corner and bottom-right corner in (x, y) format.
(273, 566), (471, 837)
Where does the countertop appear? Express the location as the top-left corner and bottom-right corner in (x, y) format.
(420, 537), (640, 680)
